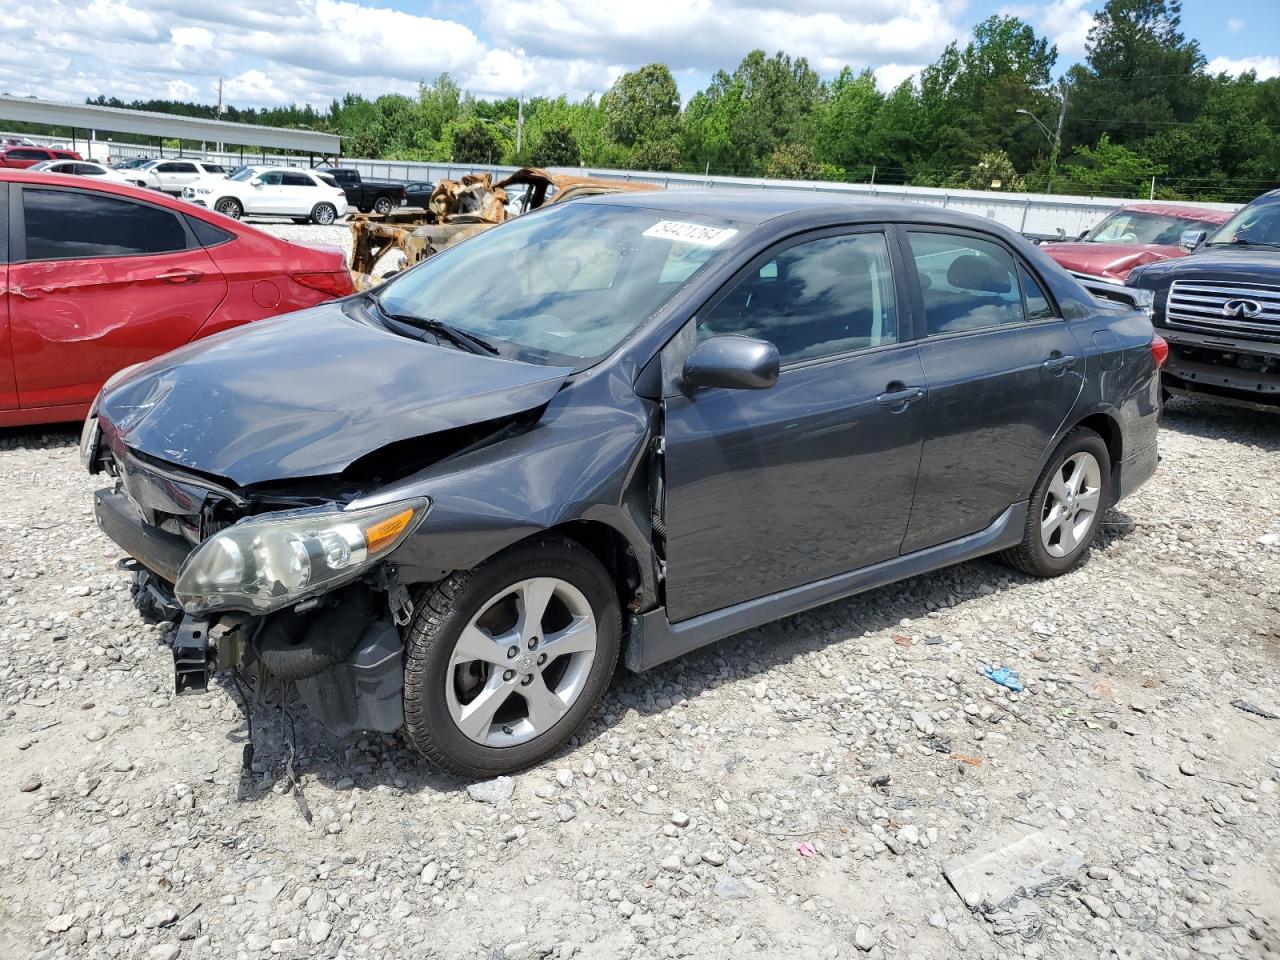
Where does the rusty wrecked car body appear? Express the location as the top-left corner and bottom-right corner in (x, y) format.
(347, 167), (659, 288)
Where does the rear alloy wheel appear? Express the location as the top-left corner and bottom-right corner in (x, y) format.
(373, 196), (395, 215)
(311, 203), (337, 225)
(214, 197), (243, 219)
(403, 536), (620, 777)
(1001, 427), (1110, 578)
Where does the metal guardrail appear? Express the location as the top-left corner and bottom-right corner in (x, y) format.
(10, 131), (1242, 237)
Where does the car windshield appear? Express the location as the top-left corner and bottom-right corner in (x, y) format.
(227, 167), (260, 182)
(1085, 210), (1209, 245)
(373, 202), (744, 368)
(1208, 200), (1280, 246)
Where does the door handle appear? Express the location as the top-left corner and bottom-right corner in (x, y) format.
(875, 385), (925, 408)
(156, 270), (202, 284)
(1043, 353), (1076, 373)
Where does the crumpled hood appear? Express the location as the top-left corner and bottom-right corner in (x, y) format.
(96, 304), (572, 487)
(1043, 242), (1183, 281)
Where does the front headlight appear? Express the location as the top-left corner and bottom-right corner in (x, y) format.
(79, 412), (100, 471)
(175, 498), (428, 614)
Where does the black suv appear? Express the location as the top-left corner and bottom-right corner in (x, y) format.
(85, 192), (1162, 776)
(1128, 189), (1280, 412)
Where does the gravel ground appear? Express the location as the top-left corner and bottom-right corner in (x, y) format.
(1, 393), (1278, 960)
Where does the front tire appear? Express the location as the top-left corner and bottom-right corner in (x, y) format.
(311, 203), (337, 225)
(403, 535), (621, 777)
(214, 197), (243, 219)
(1001, 427), (1110, 578)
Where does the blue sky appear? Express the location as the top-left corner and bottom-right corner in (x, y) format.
(0, 0), (1275, 109)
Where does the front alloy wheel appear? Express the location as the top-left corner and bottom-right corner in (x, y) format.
(403, 535), (620, 777)
(215, 197), (243, 219)
(447, 578), (597, 746)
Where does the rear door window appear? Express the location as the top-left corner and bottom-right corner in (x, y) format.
(282, 171), (312, 187)
(907, 232), (1026, 336)
(21, 189), (189, 261)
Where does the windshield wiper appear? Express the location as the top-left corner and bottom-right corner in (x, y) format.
(1207, 238), (1280, 250)
(369, 296), (499, 356)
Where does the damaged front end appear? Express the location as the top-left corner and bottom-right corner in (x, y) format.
(90, 433), (427, 737)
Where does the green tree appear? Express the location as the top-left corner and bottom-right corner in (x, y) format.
(531, 125), (581, 166)
(451, 121), (502, 163)
(604, 64), (680, 148)
(962, 150), (1025, 191)
(682, 50), (823, 175)
(1064, 0), (1207, 149)
(765, 143), (825, 180)
(813, 68), (884, 178)
(1057, 134), (1165, 196)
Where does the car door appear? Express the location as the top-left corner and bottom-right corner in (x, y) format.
(8, 185), (228, 411)
(281, 170), (316, 215)
(660, 226), (929, 623)
(246, 171), (286, 214)
(898, 228), (1084, 554)
(153, 161), (200, 193)
(0, 185), (16, 411)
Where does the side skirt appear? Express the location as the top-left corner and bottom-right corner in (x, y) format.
(625, 501), (1028, 672)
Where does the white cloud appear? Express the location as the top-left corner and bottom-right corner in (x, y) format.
(1206, 55), (1280, 80)
(1226, 17), (1243, 33)
(1002, 0), (1094, 57)
(874, 64), (924, 92)
(475, 0), (962, 76)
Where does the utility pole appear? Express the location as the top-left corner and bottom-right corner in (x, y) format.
(1048, 77), (1068, 195)
(216, 78), (225, 154)
(516, 92), (524, 156)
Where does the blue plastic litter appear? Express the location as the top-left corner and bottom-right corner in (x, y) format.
(982, 666), (1024, 693)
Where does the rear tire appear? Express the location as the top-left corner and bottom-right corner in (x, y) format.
(214, 197), (243, 220)
(311, 203), (337, 225)
(373, 196), (395, 215)
(402, 535), (621, 778)
(1001, 427), (1110, 578)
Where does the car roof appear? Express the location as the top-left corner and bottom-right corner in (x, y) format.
(579, 187), (1008, 232)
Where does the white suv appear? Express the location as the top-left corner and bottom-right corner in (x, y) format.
(183, 166), (349, 224)
(136, 159), (230, 194)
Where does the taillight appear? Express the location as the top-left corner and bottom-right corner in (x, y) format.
(1150, 334), (1169, 370)
(292, 271), (353, 298)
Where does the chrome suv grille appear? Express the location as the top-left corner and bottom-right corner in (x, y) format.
(1166, 279), (1280, 341)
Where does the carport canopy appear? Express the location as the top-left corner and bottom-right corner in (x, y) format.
(0, 95), (341, 156)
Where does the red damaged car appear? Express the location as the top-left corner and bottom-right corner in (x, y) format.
(1, 169), (353, 427)
(1042, 202), (1232, 285)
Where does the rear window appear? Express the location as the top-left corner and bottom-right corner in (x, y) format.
(22, 188), (189, 261)
(8, 148), (48, 160)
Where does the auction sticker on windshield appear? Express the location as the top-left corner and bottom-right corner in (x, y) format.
(642, 221), (739, 247)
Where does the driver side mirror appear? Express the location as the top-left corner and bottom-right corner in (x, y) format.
(682, 336), (780, 391)
(1077, 228), (1089, 240)
(249, 176), (264, 186)
(1180, 229), (1207, 251)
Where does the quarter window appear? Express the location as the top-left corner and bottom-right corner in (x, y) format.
(699, 232), (899, 364)
(907, 232), (1027, 336)
(22, 189), (189, 261)
(1019, 265), (1056, 320)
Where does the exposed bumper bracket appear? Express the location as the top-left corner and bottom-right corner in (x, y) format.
(173, 616), (212, 695)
